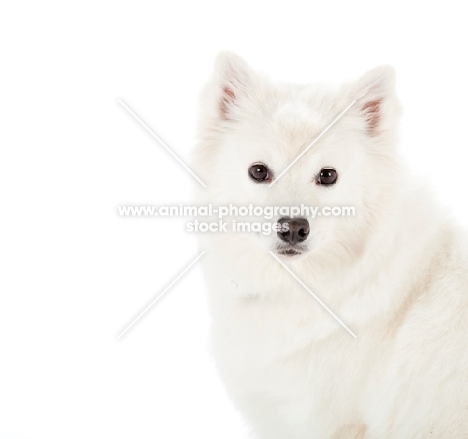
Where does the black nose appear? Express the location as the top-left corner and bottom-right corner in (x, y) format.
(277, 217), (310, 245)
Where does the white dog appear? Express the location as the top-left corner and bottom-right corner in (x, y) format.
(192, 53), (468, 438)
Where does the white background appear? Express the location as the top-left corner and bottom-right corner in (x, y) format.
(1, 1), (467, 438)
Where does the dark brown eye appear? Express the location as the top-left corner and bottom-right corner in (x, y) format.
(248, 163), (271, 183)
(317, 167), (338, 185)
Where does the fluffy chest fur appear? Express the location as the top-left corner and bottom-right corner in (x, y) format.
(204, 234), (468, 438)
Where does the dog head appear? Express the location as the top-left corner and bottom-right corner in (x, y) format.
(194, 53), (401, 264)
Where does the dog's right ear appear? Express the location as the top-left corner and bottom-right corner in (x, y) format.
(209, 52), (254, 121)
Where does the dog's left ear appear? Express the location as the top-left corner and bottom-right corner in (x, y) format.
(355, 66), (398, 137)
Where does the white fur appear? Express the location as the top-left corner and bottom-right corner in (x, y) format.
(192, 53), (468, 438)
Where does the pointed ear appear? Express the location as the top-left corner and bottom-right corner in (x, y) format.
(355, 66), (398, 137)
(212, 52), (254, 120)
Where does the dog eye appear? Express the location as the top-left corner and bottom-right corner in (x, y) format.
(316, 168), (338, 185)
(249, 163), (271, 183)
